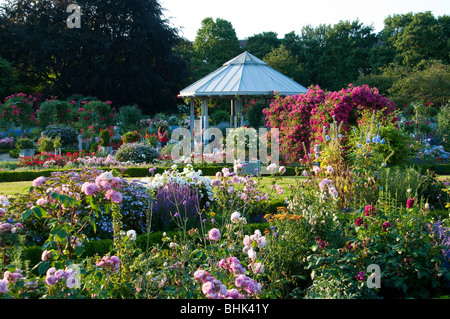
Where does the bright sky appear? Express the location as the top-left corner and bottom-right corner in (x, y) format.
(158, 0), (450, 40)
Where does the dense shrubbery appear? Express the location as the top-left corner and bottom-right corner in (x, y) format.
(115, 142), (159, 164)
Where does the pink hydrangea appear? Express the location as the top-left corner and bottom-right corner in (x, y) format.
(32, 176), (46, 187)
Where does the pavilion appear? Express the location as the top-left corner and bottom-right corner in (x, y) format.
(178, 51), (308, 141)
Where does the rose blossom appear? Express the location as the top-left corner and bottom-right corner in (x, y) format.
(208, 228), (221, 241)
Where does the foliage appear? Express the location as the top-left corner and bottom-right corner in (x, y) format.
(0, 0), (187, 114)
(0, 94), (36, 132)
(115, 143), (159, 164)
(37, 100), (72, 129)
(122, 131), (142, 144)
(43, 125), (78, 148)
(38, 138), (54, 153)
(15, 138), (34, 150)
(99, 129), (112, 147)
(116, 105), (143, 134)
(193, 17), (241, 68)
(263, 85), (397, 162)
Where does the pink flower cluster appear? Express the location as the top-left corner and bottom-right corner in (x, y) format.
(0, 269), (25, 293)
(263, 84), (397, 162)
(81, 172), (124, 203)
(45, 267), (78, 288)
(318, 178), (338, 199)
(96, 255), (120, 271)
(0, 221), (23, 234)
(217, 257), (246, 275)
(194, 260), (262, 299)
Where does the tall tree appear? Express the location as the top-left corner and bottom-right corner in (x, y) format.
(263, 45), (306, 85)
(293, 20), (377, 90)
(245, 31), (281, 59)
(0, 0), (188, 114)
(381, 11), (449, 68)
(193, 17), (241, 74)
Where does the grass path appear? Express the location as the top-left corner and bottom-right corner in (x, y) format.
(0, 176), (304, 197)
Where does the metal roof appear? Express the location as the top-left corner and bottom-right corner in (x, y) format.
(178, 51), (308, 98)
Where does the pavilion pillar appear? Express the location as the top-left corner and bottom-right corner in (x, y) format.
(201, 97), (209, 145)
(189, 99), (195, 136)
(190, 99), (195, 150)
(235, 99), (243, 127)
(230, 100), (235, 128)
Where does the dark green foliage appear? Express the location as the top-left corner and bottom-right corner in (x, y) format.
(116, 105), (143, 133)
(37, 100), (72, 129)
(0, 0), (188, 114)
(43, 125), (78, 148)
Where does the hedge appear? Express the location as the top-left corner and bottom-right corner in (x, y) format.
(0, 164), (303, 182)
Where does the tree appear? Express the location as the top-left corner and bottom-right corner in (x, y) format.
(0, 57), (16, 99)
(381, 12), (449, 68)
(388, 60), (450, 107)
(263, 45), (306, 85)
(0, 0), (188, 114)
(193, 17), (242, 69)
(245, 31), (281, 59)
(293, 20), (377, 90)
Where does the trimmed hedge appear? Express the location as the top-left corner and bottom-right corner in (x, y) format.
(0, 164), (303, 182)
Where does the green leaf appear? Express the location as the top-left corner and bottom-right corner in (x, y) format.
(22, 209), (32, 221)
(75, 245), (85, 257)
(38, 261), (50, 275)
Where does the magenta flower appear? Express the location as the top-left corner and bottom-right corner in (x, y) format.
(406, 198), (414, 209)
(364, 205), (377, 216)
(355, 271), (365, 281)
(382, 221), (391, 231)
(355, 217), (364, 227)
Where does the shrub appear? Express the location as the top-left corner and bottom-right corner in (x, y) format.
(43, 125), (78, 148)
(115, 142), (159, 164)
(211, 110), (229, 125)
(0, 93), (38, 132)
(263, 85), (398, 162)
(37, 100), (73, 128)
(15, 138), (35, 150)
(99, 129), (111, 147)
(437, 103), (450, 150)
(122, 131), (142, 144)
(116, 105), (143, 133)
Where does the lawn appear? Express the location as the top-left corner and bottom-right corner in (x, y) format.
(0, 175), (303, 197)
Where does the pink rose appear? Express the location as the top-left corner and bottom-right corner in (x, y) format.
(82, 182), (99, 196)
(208, 228), (221, 241)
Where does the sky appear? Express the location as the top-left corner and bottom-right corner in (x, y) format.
(158, 0), (450, 40)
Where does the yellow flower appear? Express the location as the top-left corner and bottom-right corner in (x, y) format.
(446, 203), (450, 209)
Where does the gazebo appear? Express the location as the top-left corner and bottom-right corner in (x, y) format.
(178, 51), (308, 140)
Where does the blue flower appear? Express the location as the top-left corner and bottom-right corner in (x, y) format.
(325, 135), (331, 141)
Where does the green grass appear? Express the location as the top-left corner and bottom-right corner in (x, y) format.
(0, 176), (303, 197)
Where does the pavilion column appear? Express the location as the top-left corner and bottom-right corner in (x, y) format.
(201, 97), (209, 145)
(230, 100), (235, 128)
(189, 99), (195, 136)
(235, 99), (243, 127)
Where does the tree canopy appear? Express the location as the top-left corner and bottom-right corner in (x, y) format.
(0, 0), (187, 114)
